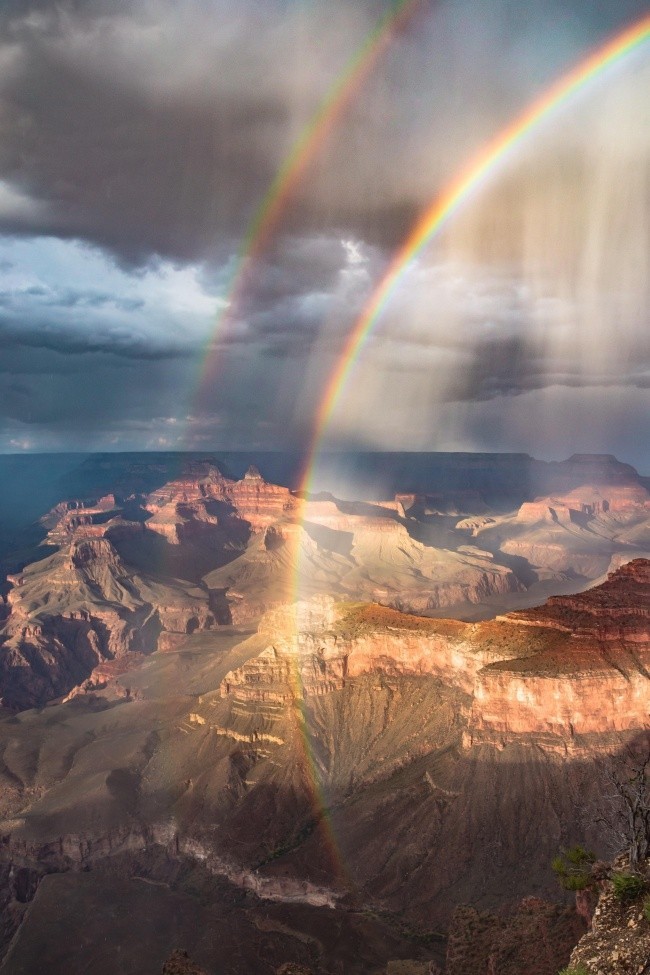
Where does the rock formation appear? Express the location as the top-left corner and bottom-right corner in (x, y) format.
(4, 457), (650, 714)
(218, 561), (650, 746)
(0, 457), (650, 974)
(143, 464), (296, 543)
(566, 864), (650, 974)
(0, 531), (215, 710)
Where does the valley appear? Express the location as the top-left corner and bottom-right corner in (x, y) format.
(0, 452), (648, 973)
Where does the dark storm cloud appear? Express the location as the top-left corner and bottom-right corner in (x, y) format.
(200, 231), (379, 358)
(0, 320), (190, 360)
(0, 0), (379, 263)
(0, 344), (191, 431)
(236, 236), (349, 310)
(414, 332), (650, 403)
(0, 0), (648, 456)
(1, 0), (648, 266)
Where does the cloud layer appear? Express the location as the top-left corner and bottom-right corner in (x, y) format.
(0, 0), (648, 465)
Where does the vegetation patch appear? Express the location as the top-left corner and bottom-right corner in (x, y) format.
(552, 846), (596, 892)
(335, 603), (463, 639)
(611, 870), (646, 902)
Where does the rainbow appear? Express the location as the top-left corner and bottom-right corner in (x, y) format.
(297, 10), (650, 496)
(194, 0), (423, 412)
(250, 12), (650, 889)
(287, 16), (650, 839)
(279, 596), (352, 886)
(196, 1), (425, 883)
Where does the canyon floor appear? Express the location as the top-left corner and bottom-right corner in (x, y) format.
(0, 451), (649, 974)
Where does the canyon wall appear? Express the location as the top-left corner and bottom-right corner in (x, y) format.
(221, 561), (650, 748)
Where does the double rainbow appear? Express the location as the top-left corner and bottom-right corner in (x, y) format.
(210, 12), (650, 888)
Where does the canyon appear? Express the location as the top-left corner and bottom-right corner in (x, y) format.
(0, 452), (648, 973)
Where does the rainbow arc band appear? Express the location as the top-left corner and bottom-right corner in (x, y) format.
(194, 0), (424, 411)
(297, 11), (650, 506)
(191, 3), (428, 872)
(247, 12), (650, 884)
(285, 17), (650, 870)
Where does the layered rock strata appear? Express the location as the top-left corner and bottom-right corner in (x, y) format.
(221, 561), (650, 747)
(144, 464), (297, 543)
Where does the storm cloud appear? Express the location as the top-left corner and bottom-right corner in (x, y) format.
(0, 0), (648, 464)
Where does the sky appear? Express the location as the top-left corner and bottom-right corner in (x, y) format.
(0, 0), (648, 467)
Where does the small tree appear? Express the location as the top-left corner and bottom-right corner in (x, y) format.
(552, 846), (596, 891)
(596, 745), (650, 870)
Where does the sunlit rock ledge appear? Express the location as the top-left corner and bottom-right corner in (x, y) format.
(221, 561), (650, 748)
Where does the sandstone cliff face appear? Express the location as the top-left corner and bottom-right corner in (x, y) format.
(144, 464), (296, 543)
(468, 664), (650, 743)
(220, 561), (650, 749)
(222, 598), (493, 705)
(468, 561), (650, 743)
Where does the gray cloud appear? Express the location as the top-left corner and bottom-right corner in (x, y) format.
(1, 0), (647, 264)
(0, 0), (648, 460)
(0, 320), (190, 359)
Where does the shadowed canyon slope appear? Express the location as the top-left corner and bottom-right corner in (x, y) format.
(0, 453), (649, 973)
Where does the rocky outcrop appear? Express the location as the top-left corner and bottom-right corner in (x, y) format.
(220, 562), (650, 749)
(509, 559), (650, 639)
(220, 597), (498, 705)
(567, 866), (650, 974)
(40, 495), (118, 545)
(496, 483), (650, 580)
(467, 561), (650, 744)
(0, 534), (214, 709)
(205, 516), (524, 625)
(516, 484), (650, 526)
(144, 464), (296, 543)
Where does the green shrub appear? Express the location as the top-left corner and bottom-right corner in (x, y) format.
(611, 870), (646, 901)
(552, 846), (596, 891)
(643, 896), (650, 923)
(558, 966), (589, 975)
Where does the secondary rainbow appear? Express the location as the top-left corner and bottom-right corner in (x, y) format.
(296, 11), (650, 499)
(194, 0), (423, 411)
(283, 631), (352, 886)
(205, 3), (425, 881)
